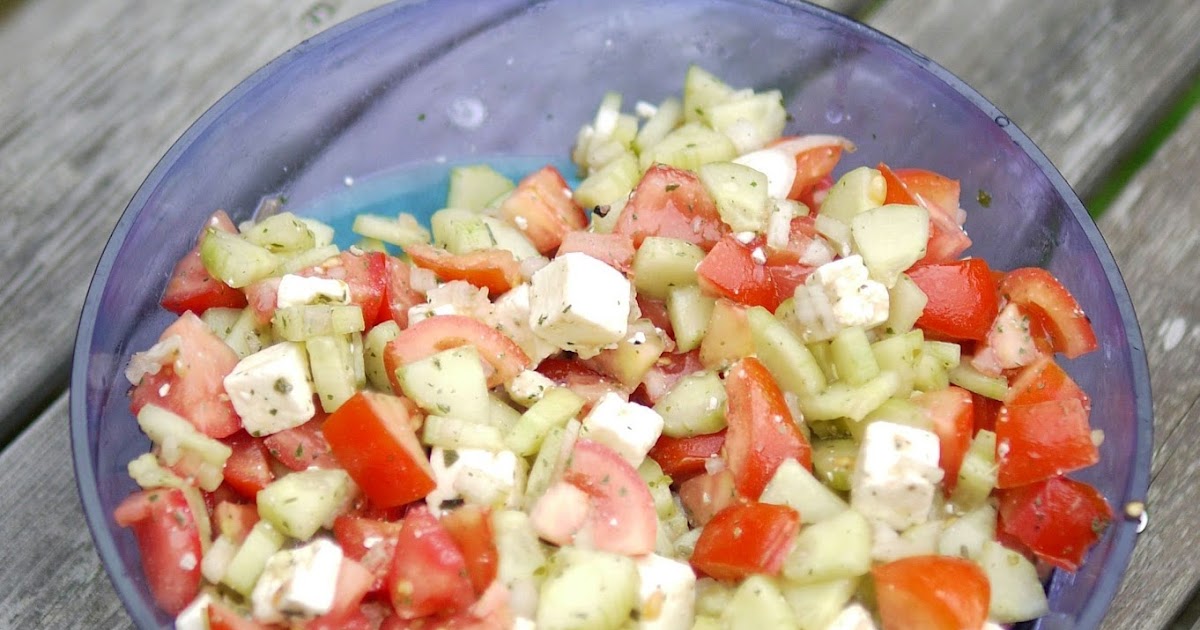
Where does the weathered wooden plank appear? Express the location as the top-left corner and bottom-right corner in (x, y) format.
(1094, 103), (1200, 630)
(0, 0), (394, 446)
(868, 0), (1200, 200)
(0, 394), (131, 629)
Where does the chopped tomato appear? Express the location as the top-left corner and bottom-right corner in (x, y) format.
(113, 489), (202, 615)
(690, 502), (800, 580)
(213, 501), (259, 544)
(907, 258), (1000, 341)
(557, 231), (636, 274)
(220, 432), (274, 499)
(306, 557), (375, 630)
(243, 276), (281, 325)
(873, 555), (989, 630)
(999, 267), (1098, 359)
(405, 243), (523, 296)
(764, 262), (813, 308)
(696, 235), (779, 310)
(635, 295), (675, 340)
(333, 515), (404, 592)
(638, 350), (703, 405)
(722, 357), (812, 499)
(323, 391), (436, 508)
(648, 430), (727, 482)
(972, 392), (1002, 436)
(998, 476), (1112, 571)
(561, 439), (658, 556)
(615, 164), (726, 249)
(914, 387), (973, 495)
(768, 135), (849, 201)
(879, 164), (972, 263)
(537, 357), (626, 411)
(1006, 355), (1091, 409)
(678, 468), (739, 526)
(388, 506), (475, 619)
(441, 505), (499, 595)
(499, 166), (585, 254)
(262, 416), (339, 471)
(995, 398), (1098, 488)
(161, 210), (248, 315)
(384, 314), (531, 389)
(799, 175), (834, 209)
(971, 303), (1044, 375)
(129, 312), (242, 438)
(300, 250), (389, 326)
(384, 255), (425, 328)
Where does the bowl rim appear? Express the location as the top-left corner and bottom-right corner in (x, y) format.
(70, 0), (1153, 627)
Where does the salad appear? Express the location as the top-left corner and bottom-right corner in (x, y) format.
(116, 65), (1111, 630)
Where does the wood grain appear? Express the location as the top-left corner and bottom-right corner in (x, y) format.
(868, 0), (1200, 200)
(0, 394), (131, 629)
(1097, 101), (1200, 630)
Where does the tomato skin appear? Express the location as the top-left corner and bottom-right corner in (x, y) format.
(648, 430), (727, 481)
(537, 357), (626, 411)
(243, 276), (281, 326)
(384, 314), (531, 390)
(696, 236), (780, 310)
(333, 515), (404, 593)
(323, 391), (437, 508)
(217, 431), (275, 499)
(558, 231), (636, 274)
(995, 398), (1099, 488)
(907, 259), (1000, 341)
(499, 166), (585, 254)
(441, 505), (499, 595)
(384, 255), (425, 329)
(914, 387), (973, 495)
(616, 164), (726, 249)
(690, 502), (800, 580)
(387, 506), (475, 619)
(873, 555), (989, 630)
(562, 439), (658, 556)
(1006, 355), (1090, 409)
(213, 501), (259, 544)
(722, 358), (812, 499)
(788, 144), (843, 201)
(113, 489), (203, 615)
(161, 210), (247, 315)
(262, 416), (339, 471)
(638, 349), (702, 405)
(999, 267), (1099, 359)
(998, 476), (1112, 571)
(972, 391), (1003, 435)
(405, 243), (523, 296)
(129, 312), (242, 439)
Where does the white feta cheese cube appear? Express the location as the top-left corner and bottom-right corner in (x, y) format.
(490, 284), (559, 364)
(201, 535), (238, 583)
(174, 593), (213, 630)
(733, 146), (798, 200)
(580, 392), (664, 467)
(223, 341), (315, 437)
(426, 447), (526, 515)
(275, 274), (351, 309)
(808, 255), (889, 329)
(529, 253), (631, 358)
(507, 369), (557, 407)
(408, 280), (493, 325)
(971, 302), (1037, 375)
(407, 302), (461, 325)
(635, 554), (696, 630)
(851, 421), (943, 531)
(251, 538), (343, 623)
(823, 603), (877, 630)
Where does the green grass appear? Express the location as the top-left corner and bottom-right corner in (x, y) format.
(1086, 72), (1200, 217)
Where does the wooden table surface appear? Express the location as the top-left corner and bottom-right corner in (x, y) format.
(1, 0), (1197, 628)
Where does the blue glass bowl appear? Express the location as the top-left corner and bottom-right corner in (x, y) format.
(71, 0), (1152, 627)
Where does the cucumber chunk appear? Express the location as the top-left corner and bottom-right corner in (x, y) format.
(697, 161), (770, 232)
(243, 212), (316, 254)
(811, 438), (858, 492)
(798, 370), (901, 422)
(683, 65), (735, 123)
(950, 360), (1009, 400)
(884, 273), (928, 335)
(363, 320), (401, 392)
(136, 404), (232, 492)
(397, 346), (491, 422)
(654, 370), (727, 438)
(351, 213), (432, 248)
(782, 508), (872, 584)
(851, 204), (930, 287)
(818, 166), (886, 225)
(829, 326), (880, 387)
(492, 509), (548, 599)
(537, 548), (638, 630)
(448, 164), (515, 210)
(523, 423), (571, 509)
(506, 387), (586, 457)
(951, 430), (998, 511)
(666, 285), (716, 353)
(421, 415), (506, 451)
(480, 215), (541, 261)
(704, 90), (788, 154)
(759, 458), (849, 524)
(745, 306), (827, 397)
(638, 123), (736, 172)
(780, 578), (860, 630)
(222, 521), (285, 596)
(306, 335), (357, 412)
(272, 304), (365, 342)
(977, 540), (1050, 623)
(720, 575), (797, 630)
(939, 503), (997, 560)
(201, 307), (242, 339)
(256, 468), (353, 540)
(431, 208), (497, 254)
(224, 307), (272, 359)
(632, 236), (705, 300)
(200, 228), (278, 289)
(574, 152), (640, 209)
(635, 97), (683, 153)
